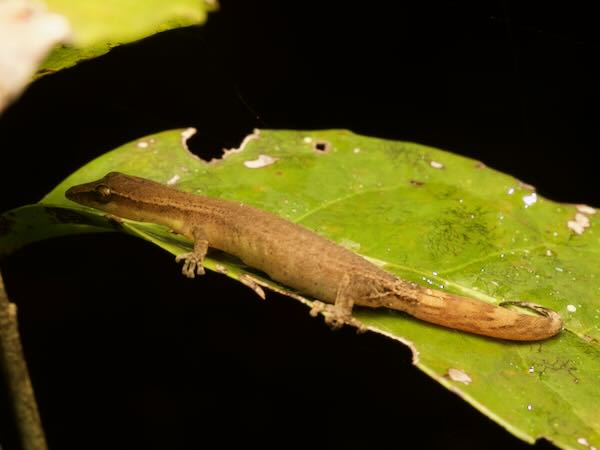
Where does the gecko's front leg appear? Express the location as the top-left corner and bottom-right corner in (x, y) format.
(175, 227), (209, 278)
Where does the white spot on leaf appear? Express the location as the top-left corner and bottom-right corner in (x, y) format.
(568, 215), (589, 234)
(446, 368), (472, 385)
(137, 141), (149, 148)
(522, 192), (537, 208)
(430, 160), (444, 169)
(303, 136), (313, 143)
(243, 154), (278, 169)
(568, 207), (593, 235)
(166, 174), (180, 186)
(577, 437), (589, 447)
(576, 204), (596, 215)
(567, 304), (577, 313)
(353, 147), (361, 154)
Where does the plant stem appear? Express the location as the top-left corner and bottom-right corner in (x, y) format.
(0, 273), (47, 450)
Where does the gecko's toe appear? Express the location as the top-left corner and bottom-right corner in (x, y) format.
(176, 252), (203, 279)
(309, 301), (327, 318)
(310, 301), (361, 331)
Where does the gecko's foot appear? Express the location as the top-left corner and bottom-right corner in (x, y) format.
(309, 301), (367, 332)
(175, 252), (205, 278)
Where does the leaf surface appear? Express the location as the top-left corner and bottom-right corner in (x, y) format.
(38, 0), (217, 76)
(2, 128), (599, 449)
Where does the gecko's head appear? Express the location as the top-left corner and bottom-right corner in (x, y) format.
(66, 172), (123, 207)
(65, 172), (151, 214)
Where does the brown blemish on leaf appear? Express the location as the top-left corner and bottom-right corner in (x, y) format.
(474, 162), (486, 169)
(531, 353), (579, 384)
(410, 179), (425, 187)
(582, 335), (600, 344)
(517, 180), (536, 192)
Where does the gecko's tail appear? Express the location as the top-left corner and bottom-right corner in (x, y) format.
(404, 288), (563, 341)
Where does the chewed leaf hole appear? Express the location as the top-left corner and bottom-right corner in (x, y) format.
(313, 140), (331, 153)
(186, 129), (257, 163)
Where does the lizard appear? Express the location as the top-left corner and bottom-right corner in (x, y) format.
(65, 172), (563, 341)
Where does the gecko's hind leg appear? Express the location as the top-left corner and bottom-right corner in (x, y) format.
(175, 227), (209, 278)
(310, 273), (367, 332)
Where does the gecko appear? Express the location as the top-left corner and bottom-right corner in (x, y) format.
(65, 172), (563, 341)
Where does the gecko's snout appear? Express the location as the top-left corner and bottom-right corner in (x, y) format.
(65, 185), (77, 201)
(64, 179), (113, 206)
(65, 183), (90, 203)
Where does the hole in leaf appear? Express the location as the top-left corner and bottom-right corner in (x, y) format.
(186, 129), (253, 162)
(313, 140), (331, 153)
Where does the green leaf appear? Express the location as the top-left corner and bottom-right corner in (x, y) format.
(37, 0), (217, 76)
(1, 129), (599, 449)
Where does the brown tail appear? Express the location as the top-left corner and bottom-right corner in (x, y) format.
(404, 288), (563, 341)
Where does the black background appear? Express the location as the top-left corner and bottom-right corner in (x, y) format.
(1, 1), (596, 449)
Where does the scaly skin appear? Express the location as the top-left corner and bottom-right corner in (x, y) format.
(66, 172), (563, 341)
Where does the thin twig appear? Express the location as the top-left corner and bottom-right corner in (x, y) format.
(0, 272), (48, 450)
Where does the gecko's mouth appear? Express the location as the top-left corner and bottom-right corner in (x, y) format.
(65, 185), (79, 201)
(65, 180), (97, 203)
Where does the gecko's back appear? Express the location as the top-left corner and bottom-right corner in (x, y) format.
(66, 172), (394, 302)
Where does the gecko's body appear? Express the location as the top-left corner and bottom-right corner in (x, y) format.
(66, 172), (562, 341)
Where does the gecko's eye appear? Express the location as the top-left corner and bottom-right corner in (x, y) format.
(94, 184), (112, 203)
